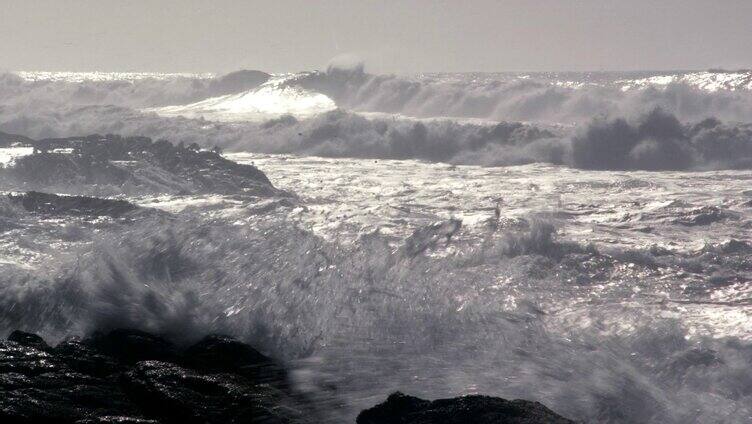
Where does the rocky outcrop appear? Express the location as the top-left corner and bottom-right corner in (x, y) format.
(0, 329), (310, 424)
(0, 330), (575, 424)
(357, 392), (574, 424)
(7, 192), (144, 218)
(1, 134), (281, 196)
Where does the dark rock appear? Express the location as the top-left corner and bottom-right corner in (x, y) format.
(0, 338), (144, 424)
(0, 330), (574, 424)
(76, 415), (159, 424)
(0, 329), (314, 424)
(8, 192), (142, 218)
(1, 133), (280, 196)
(121, 360), (296, 424)
(8, 330), (51, 351)
(85, 329), (178, 364)
(357, 392), (574, 424)
(75, 417), (159, 424)
(0, 339), (57, 376)
(54, 339), (123, 377)
(183, 334), (285, 384)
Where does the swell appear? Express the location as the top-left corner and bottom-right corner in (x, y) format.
(0, 69), (269, 109)
(4, 104), (751, 170)
(291, 67), (752, 123)
(2, 69), (752, 171)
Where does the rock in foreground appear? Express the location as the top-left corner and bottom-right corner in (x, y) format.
(0, 329), (310, 424)
(357, 392), (574, 424)
(0, 329), (574, 423)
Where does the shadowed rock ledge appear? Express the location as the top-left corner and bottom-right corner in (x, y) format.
(0, 329), (574, 423)
(357, 392), (574, 424)
(0, 329), (306, 424)
(0, 132), (283, 197)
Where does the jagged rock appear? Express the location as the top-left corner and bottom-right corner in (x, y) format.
(84, 329), (178, 364)
(0, 339), (57, 376)
(0, 330), (574, 424)
(121, 361), (294, 424)
(0, 329), (310, 424)
(0, 339), (141, 423)
(53, 339), (123, 377)
(1, 133), (281, 196)
(357, 392), (574, 424)
(7, 330), (50, 351)
(182, 335), (286, 384)
(8, 192), (143, 218)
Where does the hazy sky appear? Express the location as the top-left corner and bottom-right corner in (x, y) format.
(2, 0), (752, 74)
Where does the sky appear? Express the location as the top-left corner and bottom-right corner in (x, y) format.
(2, 0), (752, 74)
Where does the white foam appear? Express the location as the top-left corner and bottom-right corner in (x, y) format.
(148, 75), (336, 122)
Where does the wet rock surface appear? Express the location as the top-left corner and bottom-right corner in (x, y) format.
(357, 392), (575, 424)
(7, 192), (144, 218)
(0, 133), (281, 196)
(0, 330), (575, 424)
(0, 329), (309, 424)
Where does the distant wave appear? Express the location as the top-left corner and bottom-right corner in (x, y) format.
(2, 68), (752, 170)
(147, 75), (336, 122)
(3, 102), (751, 171)
(289, 67), (752, 123)
(6, 68), (752, 125)
(0, 69), (270, 109)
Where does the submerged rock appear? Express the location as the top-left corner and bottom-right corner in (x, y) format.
(357, 392), (574, 424)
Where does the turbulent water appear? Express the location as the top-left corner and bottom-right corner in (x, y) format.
(2, 66), (752, 423)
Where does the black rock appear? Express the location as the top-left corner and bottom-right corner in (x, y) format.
(357, 392), (574, 424)
(121, 360), (295, 424)
(8, 192), (143, 218)
(0, 338), (143, 424)
(183, 334), (285, 384)
(8, 330), (51, 351)
(0, 330), (574, 424)
(1, 133), (281, 196)
(84, 329), (179, 364)
(0, 329), (313, 424)
(53, 339), (124, 377)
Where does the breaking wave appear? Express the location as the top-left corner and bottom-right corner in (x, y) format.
(8, 105), (752, 171)
(290, 67), (752, 123)
(2, 69), (752, 171)
(1, 211), (751, 422)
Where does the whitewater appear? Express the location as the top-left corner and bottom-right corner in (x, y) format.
(1, 65), (752, 423)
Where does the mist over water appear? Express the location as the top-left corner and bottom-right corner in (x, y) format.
(2, 66), (752, 422)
